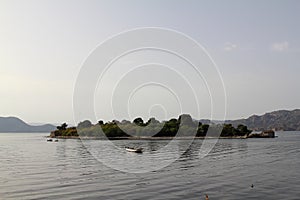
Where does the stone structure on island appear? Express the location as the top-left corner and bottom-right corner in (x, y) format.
(247, 130), (275, 138)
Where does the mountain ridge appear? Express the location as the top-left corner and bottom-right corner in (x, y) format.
(0, 116), (56, 133)
(228, 109), (300, 131)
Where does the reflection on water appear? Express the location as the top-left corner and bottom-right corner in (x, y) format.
(0, 132), (299, 200)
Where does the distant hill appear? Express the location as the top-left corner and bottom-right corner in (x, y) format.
(228, 109), (300, 131)
(0, 117), (56, 133)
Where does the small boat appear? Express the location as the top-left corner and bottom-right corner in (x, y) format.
(47, 138), (53, 142)
(54, 139), (58, 142)
(125, 147), (143, 153)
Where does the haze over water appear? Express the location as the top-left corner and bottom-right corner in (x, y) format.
(1, 132), (299, 200)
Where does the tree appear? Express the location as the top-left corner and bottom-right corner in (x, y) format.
(236, 124), (252, 136)
(77, 120), (92, 129)
(221, 124), (234, 137)
(197, 123), (209, 137)
(145, 117), (160, 125)
(154, 118), (179, 137)
(178, 114), (196, 126)
(57, 123), (68, 131)
(133, 117), (144, 126)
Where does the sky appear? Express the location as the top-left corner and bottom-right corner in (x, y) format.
(0, 0), (299, 124)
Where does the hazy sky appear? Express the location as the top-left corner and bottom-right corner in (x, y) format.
(0, 0), (299, 124)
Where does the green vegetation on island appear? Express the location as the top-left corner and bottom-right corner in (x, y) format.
(50, 114), (252, 139)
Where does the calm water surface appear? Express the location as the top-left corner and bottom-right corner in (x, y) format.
(0, 132), (299, 200)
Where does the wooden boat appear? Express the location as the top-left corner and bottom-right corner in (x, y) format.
(125, 147), (143, 153)
(47, 138), (53, 142)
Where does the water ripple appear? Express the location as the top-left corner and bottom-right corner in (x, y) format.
(0, 132), (300, 199)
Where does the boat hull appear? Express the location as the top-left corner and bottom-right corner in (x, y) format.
(125, 148), (143, 153)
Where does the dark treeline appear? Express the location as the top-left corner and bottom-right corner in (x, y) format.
(50, 114), (252, 138)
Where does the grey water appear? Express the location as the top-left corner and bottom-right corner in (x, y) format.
(0, 132), (299, 200)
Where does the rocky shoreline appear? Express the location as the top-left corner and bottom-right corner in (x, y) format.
(49, 131), (275, 140)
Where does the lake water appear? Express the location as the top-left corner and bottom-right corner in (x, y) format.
(0, 132), (299, 200)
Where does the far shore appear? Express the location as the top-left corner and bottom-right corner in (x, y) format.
(48, 136), (248, 140)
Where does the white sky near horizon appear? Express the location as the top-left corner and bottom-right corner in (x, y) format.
(0, 0), (299, 124)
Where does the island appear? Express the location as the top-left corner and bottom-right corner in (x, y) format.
(49, 114), (261, 139)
